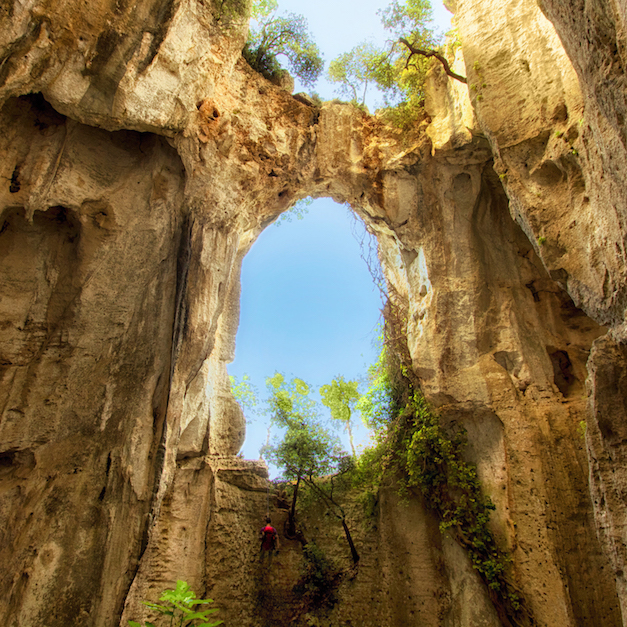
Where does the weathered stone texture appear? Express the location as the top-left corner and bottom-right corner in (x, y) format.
(0, 0), (249, 134)
(2, 0), (627, 624)
(0, 94), (186, 626)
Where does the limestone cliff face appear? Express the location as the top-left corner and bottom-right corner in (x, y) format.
(2, 0), (627, 625)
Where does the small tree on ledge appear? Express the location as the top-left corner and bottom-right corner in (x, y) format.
(243, 1), (323, 88)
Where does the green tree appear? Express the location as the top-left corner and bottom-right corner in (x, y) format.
(356, 341), (395, 432)
(263, 373), (360, 563)
(327, 43), (390, 106)
(229, 373), (258, 420)
(328, 0), (465, 125)
(263, 373), (341, 535)
(381, 0), (465, 83)
(250, 0), (277, 20)
(243, 9), (323, 87)
(320, 376), (361, 457)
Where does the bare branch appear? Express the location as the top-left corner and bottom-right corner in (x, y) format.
(398, 38), (467, 84)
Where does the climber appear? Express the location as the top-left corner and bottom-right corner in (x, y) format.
(259, 516), (279, 566)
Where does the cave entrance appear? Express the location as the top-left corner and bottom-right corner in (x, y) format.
(229, 198), (383, 465)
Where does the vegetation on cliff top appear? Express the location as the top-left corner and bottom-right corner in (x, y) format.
(242, 0), (323, 87)
(241, 0), (464, 128)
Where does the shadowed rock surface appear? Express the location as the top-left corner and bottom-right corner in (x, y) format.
(1, 0), (627, 625)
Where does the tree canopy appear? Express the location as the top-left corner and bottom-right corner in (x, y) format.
(320, 376), (361, 457)
(263, 373), (345, 482)
(243, 2), (323, 87)
(327, 43), (389, 106)
(328, 0), (464, 124)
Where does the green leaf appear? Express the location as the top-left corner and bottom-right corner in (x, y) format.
(244, 12), (323, 86)
(251, 0), (277, 19)
(143, 602), (173, 614)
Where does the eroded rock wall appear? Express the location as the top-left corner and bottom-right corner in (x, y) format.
(455, 0), (627, 621)
(536, 0), (627, 614)
(0, 95), (185, 625)
(2, 0), (627, 624)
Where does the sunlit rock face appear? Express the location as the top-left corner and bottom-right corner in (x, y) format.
(534, 0), (627, 616)
(1, 0), (627, 624)
(0, 94), (186, 625)
(456, 0), (627, 621)
(0, 0), (249, 133)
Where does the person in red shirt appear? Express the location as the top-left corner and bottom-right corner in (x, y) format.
(260, 517), (279, 566)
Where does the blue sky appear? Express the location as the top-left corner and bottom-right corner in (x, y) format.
(229, 202), (384, 462)
(271, 0), (453, 106)
(229, 0), (452, 465)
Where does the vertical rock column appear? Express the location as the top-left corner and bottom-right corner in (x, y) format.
(0, 96), (186, 627)
(369, 60), (622, 621)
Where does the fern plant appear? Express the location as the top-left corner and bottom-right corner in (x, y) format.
(128, 580), (223, 627)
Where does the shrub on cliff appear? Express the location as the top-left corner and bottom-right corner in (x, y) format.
(128, 580), (222, 627)
(348, 292), (533, 626)
(243, 1), (323, 88)
(328, 0), (465, 127)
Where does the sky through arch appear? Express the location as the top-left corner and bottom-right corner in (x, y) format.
(229, 0), (454, 465)
(228, 199), (383, 462)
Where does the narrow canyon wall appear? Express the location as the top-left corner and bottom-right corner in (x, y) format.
(0, 95), (186, 624)
(1, 0), (627, 625)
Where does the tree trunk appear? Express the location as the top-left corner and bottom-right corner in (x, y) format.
(286, 475), (301, 538)
(341, 517), (360, 564)
(347, 420), (356, 458)
(398, 38), (467, 83)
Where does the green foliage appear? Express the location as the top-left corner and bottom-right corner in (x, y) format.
(379, 0), (434, 38)
(243, 11), (323, 87)
(391, 392), (524, 619)
(229, 374), (259, 420)
(327, 0), (441, 125)
(128, 580), (222, 627)
(294, 542), (339, 608)
(469, 59), (488, 103)
(212, 0), (250, 26)
(250, 0), (276, 19)
(213, 0), (279, 27)
(263, 373), (361, 563)
(343, 303), (528, 622)
(267, 419), (342, 482)
(538, 236), (547, 245)
(275, 197), (313, 227)
(356, 339), (395, 431)
(263, 373), (345, 481)
(320, 376), (361, 457)
(342, 441), (389, 520)
(327, 42), (391, 106)
(320, 377), (360, 426)
(265, 372), (317, 426)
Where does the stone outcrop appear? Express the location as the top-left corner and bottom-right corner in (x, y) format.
(2, 0), (627, 625)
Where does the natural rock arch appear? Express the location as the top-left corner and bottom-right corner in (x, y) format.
(2, 0), (627, 624)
